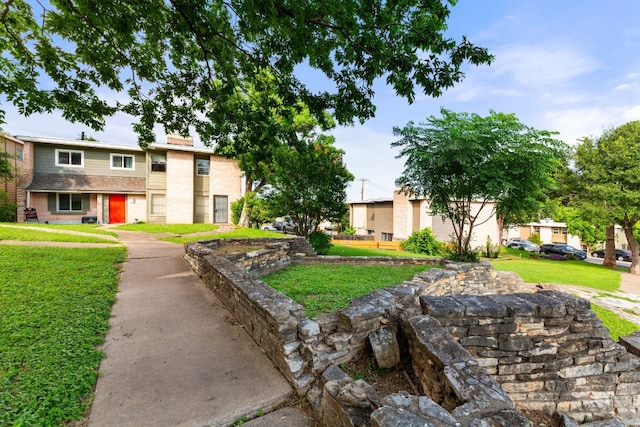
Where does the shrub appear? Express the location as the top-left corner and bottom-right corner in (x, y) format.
(308, 231), (332, 255)
(0, 190), (17, 222)
(444, 247), (480, 262)
(401, 228), (442, 255)
(230, 198), (244, 225)
(342, 226), (356, 235)
(529, 232), (541, 245)
(481, 236), (501, 259)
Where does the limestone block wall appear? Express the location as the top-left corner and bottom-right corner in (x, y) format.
(420, 291), (640, 422)
(183, 238), (640, 425)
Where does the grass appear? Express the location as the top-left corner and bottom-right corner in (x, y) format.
(591, 303), (640, 341)
(113, 223), (220, 234)
(2, 223), (119, 237)
(328, 244), (432, 258)
(0, 226), (119, 244)
(262, 264), (436, 319)
(162, 227), (284, 244)
(490, 258), (620, 292)
(0, 245), (126, 426)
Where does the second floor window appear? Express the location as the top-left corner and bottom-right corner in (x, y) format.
(196, 159), (210, 176)
(111, 153), (135, 170)
(151, 153), (166, 172)
(56, 149), (83, 167)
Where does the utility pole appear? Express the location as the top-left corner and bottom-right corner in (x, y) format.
(358, 178), (369, 200)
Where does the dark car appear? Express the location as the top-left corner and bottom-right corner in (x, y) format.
(591, 248), (632, 262)
(539, 243), (587, 260)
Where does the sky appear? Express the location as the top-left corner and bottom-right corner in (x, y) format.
(4, 1), (640, 201)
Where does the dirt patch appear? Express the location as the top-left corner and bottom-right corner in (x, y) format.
(340, 352), (423, 398)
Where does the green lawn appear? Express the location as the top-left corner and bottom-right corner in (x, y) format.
(3, 223), (119, 237)
(262, 264), (436, 319)
(0, 226), (120, 244)
(114, 223), (220, 234)
(328, 244), (433, 258)
(0, 245), (126, 426)
(490, 258), (620, 292)
(591, 303), (640, 341)
(163, 227), (284, 244)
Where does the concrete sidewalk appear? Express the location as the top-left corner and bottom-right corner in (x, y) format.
(88, 230), (311, 427)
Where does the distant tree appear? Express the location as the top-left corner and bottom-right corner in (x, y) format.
(574, 122), (640, 274)
(1, 0), (492, 145)
(0, 151), (17, 221)
(265, 135), (353, 237)
(393, 109), (565, 260)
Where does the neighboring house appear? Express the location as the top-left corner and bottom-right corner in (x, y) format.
(349, 191), (500, 248)
(15, 134), (242, 224)
(0, 133), (25, 220)
(506, 219), (581, 249)
(349, 191), (587, 250)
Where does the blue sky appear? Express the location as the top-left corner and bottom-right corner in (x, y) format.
(4, 1), (640, 201)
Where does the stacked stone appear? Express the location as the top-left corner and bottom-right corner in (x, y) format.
(222, 243), (291, 278)
(184, 241), (315, 392)
(421, 290), (640, 422)
(401, 261), (525, 297)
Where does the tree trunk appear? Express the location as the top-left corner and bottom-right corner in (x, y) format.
(603, 225), (616, 268)
(622, 220), (640, 275)
(238, 179), (253, 227)
(496, 213), (505, 246)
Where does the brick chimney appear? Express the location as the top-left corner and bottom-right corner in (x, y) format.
(166, 134), (193, 146)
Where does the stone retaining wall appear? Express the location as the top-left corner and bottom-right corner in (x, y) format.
(183, 238), (640, 425)
(420, 291), (640, 422)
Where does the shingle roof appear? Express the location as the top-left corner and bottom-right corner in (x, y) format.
(26, 174), (146, 193)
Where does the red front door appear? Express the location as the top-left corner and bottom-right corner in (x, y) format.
(109, 194), (126, 223)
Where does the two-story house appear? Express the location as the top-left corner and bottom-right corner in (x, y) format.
(16, 134), (242, 224)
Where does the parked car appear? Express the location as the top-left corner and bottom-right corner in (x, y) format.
(505, 238), (540, 252)
(590, 248), (632, 262)
(539, 243), (587, 260)
(261, 224), (278, 231)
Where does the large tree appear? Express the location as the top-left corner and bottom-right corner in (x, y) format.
(265, 135), (353, 237)
(214, 71), (334, 226)
(1, 0), (492, 145)
(574, 122), (640, 274)
(393, 109), (565, 259)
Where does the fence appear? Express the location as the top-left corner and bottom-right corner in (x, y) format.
(332, 239), (403, 251)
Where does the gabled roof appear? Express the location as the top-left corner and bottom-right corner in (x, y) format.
(27, 174), (146, 194)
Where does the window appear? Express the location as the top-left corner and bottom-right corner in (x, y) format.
(111, 153), (135, 170)
(381, 232), (393, 241)
(58, 193), (83, 212)
(151, 153), (166, 172)
(55, 149), (83, 167)
(552, 227), (560, 234)
(196, 159), (210, 176)
(534, 226), (541, 233)
(15, 147), (23, 161)
(562, 228), (568, 235)
(151, 194), (166, 215)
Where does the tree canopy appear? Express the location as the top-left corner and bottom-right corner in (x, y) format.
(574, 121), (640, 274)
(265, 134), (353, 237)
(1, 0), (492, 145)
(393, 109), (565, 259)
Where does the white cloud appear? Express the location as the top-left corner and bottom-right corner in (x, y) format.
(491, 43), (600, 88)
(331, 126), (401, 201)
